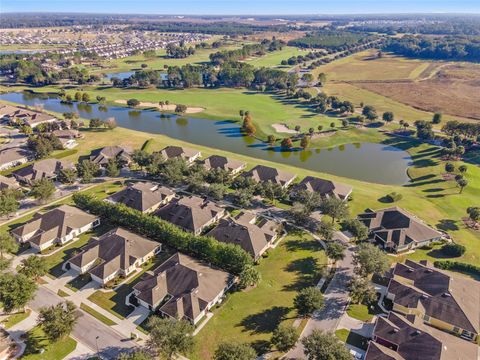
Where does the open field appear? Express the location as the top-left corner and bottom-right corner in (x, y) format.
(192, 232), (327, 359)
(242, 46), (306, 68)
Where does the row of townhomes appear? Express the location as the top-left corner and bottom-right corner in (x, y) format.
(365, 259), (479, 359)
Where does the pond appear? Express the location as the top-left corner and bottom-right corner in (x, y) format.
(104, 71), (168, 81)
(0, 92), (412, 185)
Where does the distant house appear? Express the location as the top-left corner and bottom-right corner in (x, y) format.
(385, 260), (479, 343)
(66, 227), (160, 286)
(358, 207), (442, 253)
(89, 146), (132, 167)
(156, 146), (201, 164)
(155, 195), (225, 235)
(207, 212), (279, 260)
(0, 105), (57, 128)
(13, 158), (74, 185)
(105, 182), (175, 213)
(0, 147), (31, 171)
(242, 165), (296, 188)
(11, 205), (100, 252)
(291, 176), (352, 200)
(128, 252), (234, 324)
(365, 311), (478, 360)
(201, 155), (246, 175)
(52, 129), (82, 149)
(0, 175), (20, 191)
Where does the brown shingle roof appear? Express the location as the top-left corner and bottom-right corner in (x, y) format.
(157, 146), (200, 162)
(202, 155), (246, 172)
(106, 182), (174, 212)
(292, 176), (352, 200)
(242, 165), (296, 187)
(89, 146), (132, 166)
(0, 175), (20, 190)
(13, 158), (73, 183)
(0, 147), (31, 167)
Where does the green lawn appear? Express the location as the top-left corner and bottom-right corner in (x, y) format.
(57, 289), (70, 298)
(192, 232), (328, 360)
(80, 303), (117, 326)
(22, 326), (77, 360)
(2, 309), (31, 329)
(242, 46), (306, 68)
(346, 303), (381, 322)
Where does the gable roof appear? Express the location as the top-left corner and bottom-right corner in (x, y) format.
(358, 207), (441, 248)
(207, 212), (278, 259)
(11, 205), (98, 246)
(0, 147), (31, 166)
(13, 158), (73, 182)
(0, 175), (20, 190)
(157, 146), (200, 162)
(242, 165), (296, 187)
(106, 182), (174, 212)
(133, 253), (232, 321)
(387, 260), (480, 335)
(202, 155), (246, 172)
(89, 146), (132, 166)
(69, 227), (159, 280)
(292, 176), (352, 200)
(155, 195), (224, 233)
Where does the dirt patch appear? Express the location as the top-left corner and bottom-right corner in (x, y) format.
(271, 123), (298, 134)
(114, 100), (205, 114)
(352, 63), (480, 120)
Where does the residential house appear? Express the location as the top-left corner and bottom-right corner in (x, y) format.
(128, 252), (234, 325)
(0, 147), (31, 171)
(11, 205), (100, 252)
(358, 207), (442, 252)
(0, 105), (57, 128)
(0, 174), (20, 190)
(385, 260), (479, 343)
(157, 146), (201, 164)
(365, 311), (478, 360)
(242, 165), (296, 188)
(291, 176), (352, 200)
(66, 227), (160, 286)
(207, 212), (279, 260)
(201, 155), (246, 175)
(13, 158), (74, 185)
(52, 129), (82, 149)
(89, 145), (132, 167)
(105, 182), (175, 213)
(155, 195), (225, 235)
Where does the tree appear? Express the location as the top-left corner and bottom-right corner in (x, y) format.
(175, 104), (188, 114)
(295, 125), (301, 132)
(271, 324), (299, 352)
(214, 342), (256, 360)
(342, 218), (368, 241)
(349, 276), (377, 305)
(0, 273), (37, 313)
(81, 93), (90, 103)
(20, 255), (48, 279)
(294, 287), (324, 317)
(289, 202), (312, 225)
(382, 111), (394, 123)
(318, 197), (349, 223)
(362, 105), (377, 121)
(132, 149), (151, 170)
(302, 330), (351, 360)
(89, 118), (103, 128)
(325, 242), (346, 262)
(432, 112), (442, 124)
(117, 350), (153, 360)
(30, 178), (56, 204)
(77, 160), (100, 183)
(467, 206), (480, 224)
(267, 135), (277, 147)
(316, 220), (334, 241)
(127, 98), (140, 107)
(353, 243), (390, 277)
(281, 137), (293, 149)
(106, 159), (120, 177)
(441, 243), (466, 257)
(330, 122), (335, 129)
(300, 136), (310, 149)
(317, 72), (327, 86)
(103, 117), (117, 129)
(58, 168), (77, 184)
(458, 165), (468, 173)
(38, 301), (78, 342)
(445, 163), (455, 173)
(232, 189), (254, 208)
(341, 119), (349, 128)
(0, 232), (18, 260)
(0, 191), (20, 217)
(239, 264), (261, 288)
(146, 316), (194, 359)
(457, 178), (468, 193)
(317, 125), (323, 132)
(239, 109), (245, 119)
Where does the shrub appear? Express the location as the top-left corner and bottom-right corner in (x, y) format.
(441, 243), (466, 257)
(434, 261), (480, 278)
(386, 192), (402, 202)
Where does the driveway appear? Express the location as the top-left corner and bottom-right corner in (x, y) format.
(285, 244), (355, 359)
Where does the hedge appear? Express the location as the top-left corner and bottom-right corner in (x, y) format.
(434, 260), (480, 278)
(73, 193), (252, 275)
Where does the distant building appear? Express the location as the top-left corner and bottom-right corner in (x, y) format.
(128, 252), (234, 324)
(89, 145), (132, 167)
(13, 158), (74, 185)
(156, 146), (201, 164)
(241, 165), (296, 188)
(291, 176), (352, 200)
(358, 207), (442, 252)
(105, 182), (175, 213)
(201, 155), (246, 174)
(0, 105), (57, 128)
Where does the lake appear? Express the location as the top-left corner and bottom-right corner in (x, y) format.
(0, 91), (412, 185)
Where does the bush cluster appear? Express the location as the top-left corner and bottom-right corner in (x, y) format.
(434, 260), (480, 277)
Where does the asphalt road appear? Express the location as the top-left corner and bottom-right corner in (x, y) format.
(30, 287), (138, 359)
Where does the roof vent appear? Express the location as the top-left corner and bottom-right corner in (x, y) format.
(426, 269), (433, 273)
(421, 294), (429, 299)
(414, 330), (421, 336)
(393, 328), (399, 333)
(443, 293), (451, 297)
(407, 268), (414, 273)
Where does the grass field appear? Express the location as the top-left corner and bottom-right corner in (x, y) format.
(242, 46), (306, 68)
(192, 232), (327, 359)
(22, 326), (77, 360)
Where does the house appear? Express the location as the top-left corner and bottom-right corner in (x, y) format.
(0, 147), (31, 171)
(105, 182), (175, 213)
(358, 207), (442, 252)
(11, 205), (100, 252)
(155, 195), (225, 235)
(0, 104), (18, 119)
(291, 176), (352, 200)
(201, 155), (246, 175)
(207, 212), (279, 260)
(157, 146), (201, 164)
(385, 260), (479, 343)
(365, 312), (478, 360)
(0, 174), (20, 191)
(52, 129), (82, 149)
(0, 105), (57, 128)
(13, 158), (74, 185)
(89, 145), (132, 167)
(127, 252), (234, 325)
(242, 165), (296, 188)
(66, 227), (160, 286)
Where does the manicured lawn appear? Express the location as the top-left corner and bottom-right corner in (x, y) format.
(346, 303), (381, 322)
(80, 303), (117, 326)
(192, 232), (328, 360)
(57, 289), (70, 298)
(22, 326), (77, 360)
(2, 309), (31, 329)
(335, 329), (369, 350)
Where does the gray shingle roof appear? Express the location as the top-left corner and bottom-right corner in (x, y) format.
(106, 182), (174, 212)
(292, 176), (352, 200)
(202, 155), (246, 172)
(242, 165), (296, 187)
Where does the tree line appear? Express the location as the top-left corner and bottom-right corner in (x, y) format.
(210, 39), (285, 64)
(288, 30), (377, 50)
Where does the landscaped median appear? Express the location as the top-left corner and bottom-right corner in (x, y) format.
(80, 303), (117, 326)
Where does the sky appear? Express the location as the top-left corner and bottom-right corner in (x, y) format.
(1, 0), (479, 15)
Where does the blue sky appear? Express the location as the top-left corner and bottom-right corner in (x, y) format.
(1, 0), (479, 14)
